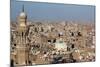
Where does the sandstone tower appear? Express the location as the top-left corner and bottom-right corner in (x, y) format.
(16, 5), (29, 65)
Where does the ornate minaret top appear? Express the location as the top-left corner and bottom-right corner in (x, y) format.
(18, 5), (27, 32)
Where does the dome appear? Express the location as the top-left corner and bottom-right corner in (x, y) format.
(19, 12), (27, 17)
(55, 39), (67, 50)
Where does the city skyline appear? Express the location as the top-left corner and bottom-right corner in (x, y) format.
(10, 1), (95, 66)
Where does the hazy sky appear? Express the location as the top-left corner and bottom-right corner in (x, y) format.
(11, 0), (95, 22)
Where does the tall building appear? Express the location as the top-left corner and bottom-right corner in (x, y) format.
(16, 5), (29, 65)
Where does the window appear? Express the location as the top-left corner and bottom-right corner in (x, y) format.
(71, 32), (74, 36)
(35, 28), (37, 32)
(71, 44), (74, 49)
(14, 44), (16, 46)
(48, 40), (51, 42)
(67, 47), (70, 51)
(22, 32), (23, 36)
(78, 32), (82, 36)
(53, 39), (56, 43)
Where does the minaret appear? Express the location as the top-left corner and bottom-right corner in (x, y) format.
(16, 5), (29, 66)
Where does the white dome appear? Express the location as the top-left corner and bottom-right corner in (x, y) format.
(19, 12), (26, 17)
(55, 39), (67, 50)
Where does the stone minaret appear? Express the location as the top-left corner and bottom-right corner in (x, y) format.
(16, 5), (29, 66)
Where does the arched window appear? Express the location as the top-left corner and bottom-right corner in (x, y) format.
(77, 32), (82, 36)
(71, 32), (74, 36)
(71, 44), (74, 49)
(28, 60), (32, 65)
(22, 32), (23, 37)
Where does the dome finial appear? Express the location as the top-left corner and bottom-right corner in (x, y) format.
(22, 5), (24, 12)
(19, 5), (27, 17)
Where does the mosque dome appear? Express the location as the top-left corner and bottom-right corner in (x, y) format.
(55, 38), (67, 51)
